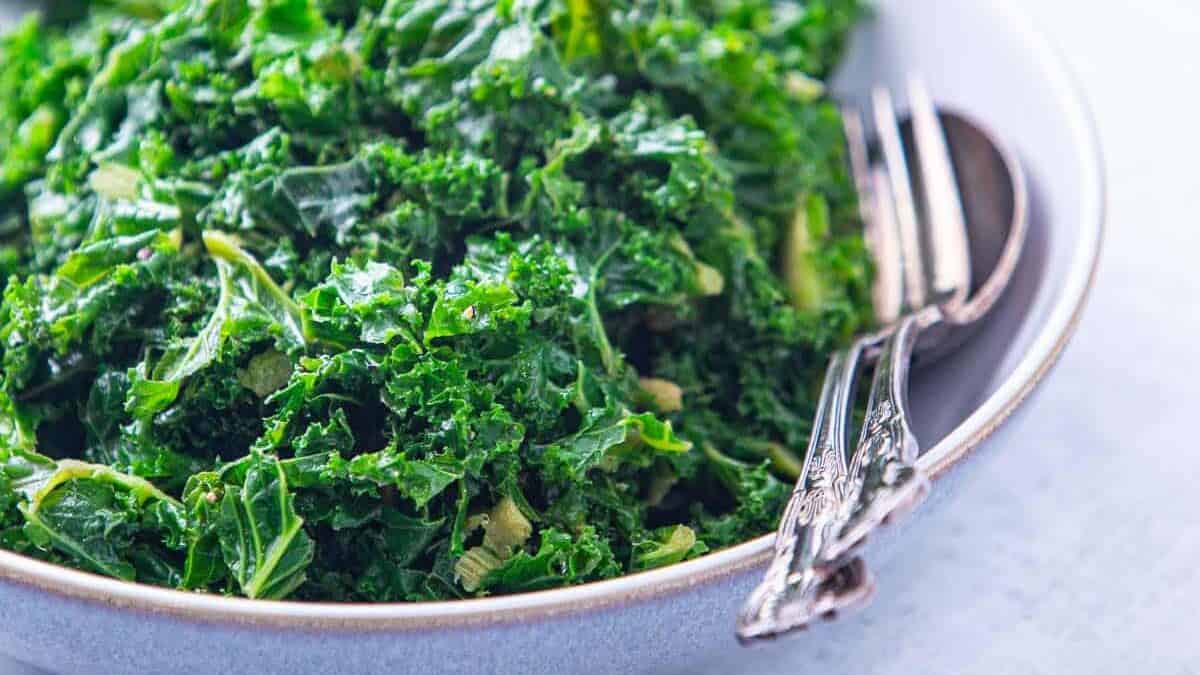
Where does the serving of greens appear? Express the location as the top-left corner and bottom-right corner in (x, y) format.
(0, 0), (870, 602)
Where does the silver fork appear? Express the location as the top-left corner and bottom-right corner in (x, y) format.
(737, 78), (972, 643)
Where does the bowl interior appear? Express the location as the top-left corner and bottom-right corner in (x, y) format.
(831, 1), (1099, 463)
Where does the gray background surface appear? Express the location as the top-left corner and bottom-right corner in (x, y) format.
(0, 0), (1195, 673)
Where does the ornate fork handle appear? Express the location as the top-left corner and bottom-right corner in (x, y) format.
(829, 311), (932, 563)
(737, 338), (869, 642)
(736, 312), (932, 643)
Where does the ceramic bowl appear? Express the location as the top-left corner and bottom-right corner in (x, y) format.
(0, 0), (1103, 673)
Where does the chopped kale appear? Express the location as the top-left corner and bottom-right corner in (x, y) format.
(0, 0), (871, 601)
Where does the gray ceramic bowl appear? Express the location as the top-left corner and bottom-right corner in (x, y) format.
(0, 1), (1103, 673)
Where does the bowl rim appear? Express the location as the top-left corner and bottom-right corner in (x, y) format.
(0, 0), (1106, 631)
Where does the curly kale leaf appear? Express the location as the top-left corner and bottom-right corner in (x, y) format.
(480, 526), (619, 593)
(18, 459), (187, 584)
(126, 230), (304, 417)
(215, 451), (314, 599)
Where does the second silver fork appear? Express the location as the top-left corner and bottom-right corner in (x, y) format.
(737, 78), (972, 643)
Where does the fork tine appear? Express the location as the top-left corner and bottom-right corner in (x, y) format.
(871, 86), (926, 313)
(868, 165), (904, 324)
(841, 105), (874, 228)
(906, 77), (971, 313)
(843, 105), (901, 325)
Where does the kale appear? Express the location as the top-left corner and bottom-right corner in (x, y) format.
(0, 0), (870, 601)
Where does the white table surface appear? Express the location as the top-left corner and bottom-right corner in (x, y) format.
(1, 1), (1196, 673)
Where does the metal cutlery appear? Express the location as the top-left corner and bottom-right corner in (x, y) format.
(737, 78), (1029, 643)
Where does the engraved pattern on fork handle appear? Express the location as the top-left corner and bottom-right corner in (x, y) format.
(737, 339), (868, 642)
(830, 310), (932, 563)
(736, 312), (933, 643)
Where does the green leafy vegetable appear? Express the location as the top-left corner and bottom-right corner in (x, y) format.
(216, 451), (314, 599)
(19, 460), (186, 583)
(0, 0), (870, 601)
(632, 525), (705, 571)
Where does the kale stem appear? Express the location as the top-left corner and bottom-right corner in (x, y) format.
(587, 239), (622, 376)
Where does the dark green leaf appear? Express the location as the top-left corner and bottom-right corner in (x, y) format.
(216, 452), (314, 599)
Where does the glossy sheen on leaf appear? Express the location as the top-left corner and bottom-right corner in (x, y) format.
(216, 452), (314, 599)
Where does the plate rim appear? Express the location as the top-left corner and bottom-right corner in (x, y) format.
(0, 0), (1106, 631)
